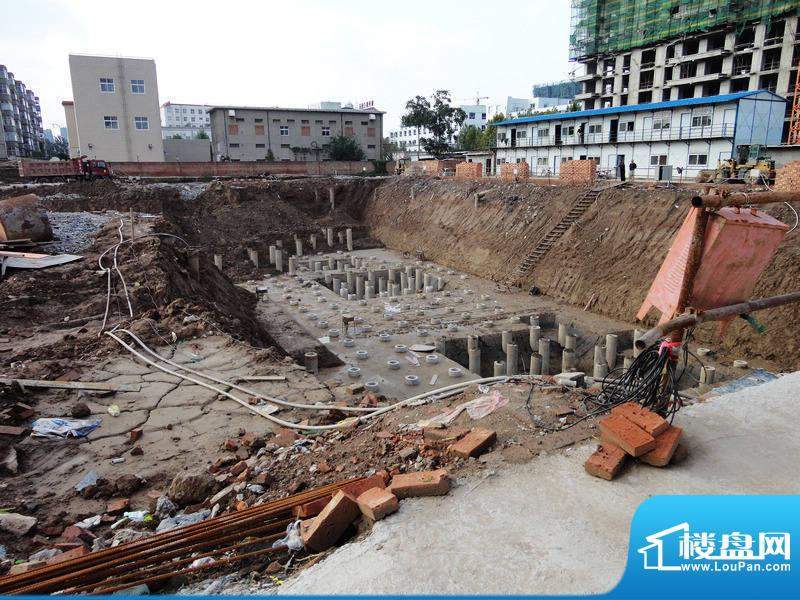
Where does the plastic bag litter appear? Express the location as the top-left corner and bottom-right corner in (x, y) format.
(75, 515), (102, 529)
(107, 405), (121, 417)
(122, 511), (149, 523)
(75, 470), (99, 491)
(33, 418), (101, 439)
(189, 556), (215, 569)
(272, 520), (304, 551)
(421, 390), (509, 427)
(156, 509), (210, 533)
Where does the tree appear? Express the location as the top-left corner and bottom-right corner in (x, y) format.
(416, 90), (466, 158)
(382, 137), (400, 161)
(400, 95), (431, 160)
(195, 129), (209, 140)
(327, 135), (365, 161)
(479, 113), (505, 150)
(44, 136), (69, 160)
(458, 125), (481, 151)
(266, 149), (275, 161)
(171, 134), (183, 139)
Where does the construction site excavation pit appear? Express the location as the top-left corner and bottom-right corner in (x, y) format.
(253, 247), (671, 398)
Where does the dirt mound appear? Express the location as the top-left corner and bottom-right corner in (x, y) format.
(0, 214), (279, 381)
(364, 178), (800, 369)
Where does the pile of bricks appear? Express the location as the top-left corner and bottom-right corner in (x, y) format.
(584, 403), (684, 481)
(298, 469), (450, 552)
(773, 160), (800, 192)
(559, 159), (597, 185)
(455, 161), (483, 179)
(499, 161), (530, 181)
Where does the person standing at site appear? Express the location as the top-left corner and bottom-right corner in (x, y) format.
(629, 159), (637, 182)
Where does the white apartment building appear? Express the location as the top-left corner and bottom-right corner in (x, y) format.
(494, 90), (785, 180)
(161, 102), (211, 139)
(65, 54), (164, 162)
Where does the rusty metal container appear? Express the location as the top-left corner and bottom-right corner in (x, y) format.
(638, 206), (788, 333)
(0, 194), (53, 242)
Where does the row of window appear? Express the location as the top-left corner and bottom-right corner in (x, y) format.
(513, 113), (715, 141)
(228, 124), (376, 137)
(226, 143), (377, 150)
(165, 116), (210, 125)
(164, 107), (207, 115)
(104, 115), (149, 130)
(520, 153), (708, 167)
(99, 78), (146, 94)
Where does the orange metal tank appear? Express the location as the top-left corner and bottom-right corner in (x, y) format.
(637, 206), (788, 333)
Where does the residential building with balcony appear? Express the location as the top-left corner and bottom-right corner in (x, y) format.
(64, 54), (164, 162)
(494, 90), (785, 179)
(208, 105), (384, 162)
(570, 1), (800, 141)
(0, 64), (44, 159)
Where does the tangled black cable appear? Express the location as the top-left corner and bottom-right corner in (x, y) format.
(596, 328), (703, 420)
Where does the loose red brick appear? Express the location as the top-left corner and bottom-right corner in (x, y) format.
(229, 460), (248, 476)
(8, 561), (45, 575)
(129, 428), (142, 443)
(273, 428), (298, 447)
(223, 438), (239, 451)
(611, 403), (669, 436)
(47, 545), (89, 565)
(671, 443), (689, 465)
(584, 443), (627, 480)
(640, 426), (683, 467)
(293, 496), (331, 519)
(388, 469), (450, 499)
(423, 427), (468, 443)
(356, 487), (399, 522)
(300, 490), (361, 551)
(599, 414), (656, 457)
(447, 428), (497, 458)
(106, 498), (130, 515)
(340, 473), (388, 498)
(0, 425), (25, 436)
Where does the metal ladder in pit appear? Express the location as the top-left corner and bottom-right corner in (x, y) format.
(500, 182), (620, 289)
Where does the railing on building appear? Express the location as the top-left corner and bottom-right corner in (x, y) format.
(499, 124), (734, 149)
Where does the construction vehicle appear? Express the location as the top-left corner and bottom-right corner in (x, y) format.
(698, 145), (775, 184)
(18, 156), (112, 181)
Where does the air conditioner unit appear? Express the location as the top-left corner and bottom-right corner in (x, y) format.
(228, 109), (235, 117)
(369, 114), (376, 120)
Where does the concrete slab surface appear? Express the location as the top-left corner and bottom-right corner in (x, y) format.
(277, 371), (800, 595)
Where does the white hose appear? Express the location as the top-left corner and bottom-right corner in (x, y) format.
(106, 329), (520, 431)
(115, 328), (378, 413)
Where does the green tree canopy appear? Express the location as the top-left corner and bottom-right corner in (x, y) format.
(327, 135), (366, 161)
(458, 125), (481, 151)
(401, 90), (466, 158)
(195, 129), (209, 139)
(479, 113), (505, 150)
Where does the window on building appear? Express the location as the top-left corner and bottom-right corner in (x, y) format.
(344, 126), (354, 136)
(229, 143), (239, 148)
(620, 121), (635, 132)
(100, 78), (115, 93)
(134, 116), (149, 130)
(652, 118), (670, 130)
(650, 154), (667, 166)
(228, 124), (239, 135)
(691, 115), (712, 127)
(537, 128), (549, 137)
(191, 116), (196, 122)
(235, 117), (244, 122)
(481, 113), (486, 119)
(255, 124), (265, 135)
(315, 119), (323, 124)
(280, 125), (289, 136)
(367, 127), (376, 137)
(255, 143), (265, 148)
(360, 121), (368, 126)
(517, 130), (527, 138)
(469, 112), (476, 119)
(273, 119), (281, 123)
(287, 119), (295, 123)
(537, 157), (547, 166)
(190, 109), (195, 114)
(367, 144), (376, 149)
(254, 118), (264, 123)
(182, 108), (188, 113)
(130, 79), (145, 94)
(321, 127), (331, 136)
(301, 126), (311, 136)
(103, 115), (119, 129)
(587, 124), (602, 134)
(688, 154), (708, 165)
(302, 119), (309, 124)
(497, 132), (507, 142)
(280, 143), (290, 148)
(329, 120), (336, 124)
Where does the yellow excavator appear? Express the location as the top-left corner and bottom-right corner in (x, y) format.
(701, 145), (776, 184)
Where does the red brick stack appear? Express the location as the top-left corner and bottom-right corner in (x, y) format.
(773, 161), (800, 192)
(585, 402), (684, 481)
(500, 161), (530, 181)
(559, 159), (597, 185)
(419, 159), (460, 176)
(455, 161), (483, 179)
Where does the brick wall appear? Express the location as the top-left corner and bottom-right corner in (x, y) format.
(107, 161), (375, 178)
(559, 159), (597, 185)
(499, 161), (530, 181)
(774, 161), (800, 192)
(455, 161), (482, 179)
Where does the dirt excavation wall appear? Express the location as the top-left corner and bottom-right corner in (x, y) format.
(364, 177), (800, 369)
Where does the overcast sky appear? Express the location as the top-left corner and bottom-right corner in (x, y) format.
(1, 0), (574, 132)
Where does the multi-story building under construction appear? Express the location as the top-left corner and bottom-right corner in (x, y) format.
(570, 0), (800, 140)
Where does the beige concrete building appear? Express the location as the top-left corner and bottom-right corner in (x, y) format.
(209, 104), (384, 162)
(65, 54), (164, 161)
